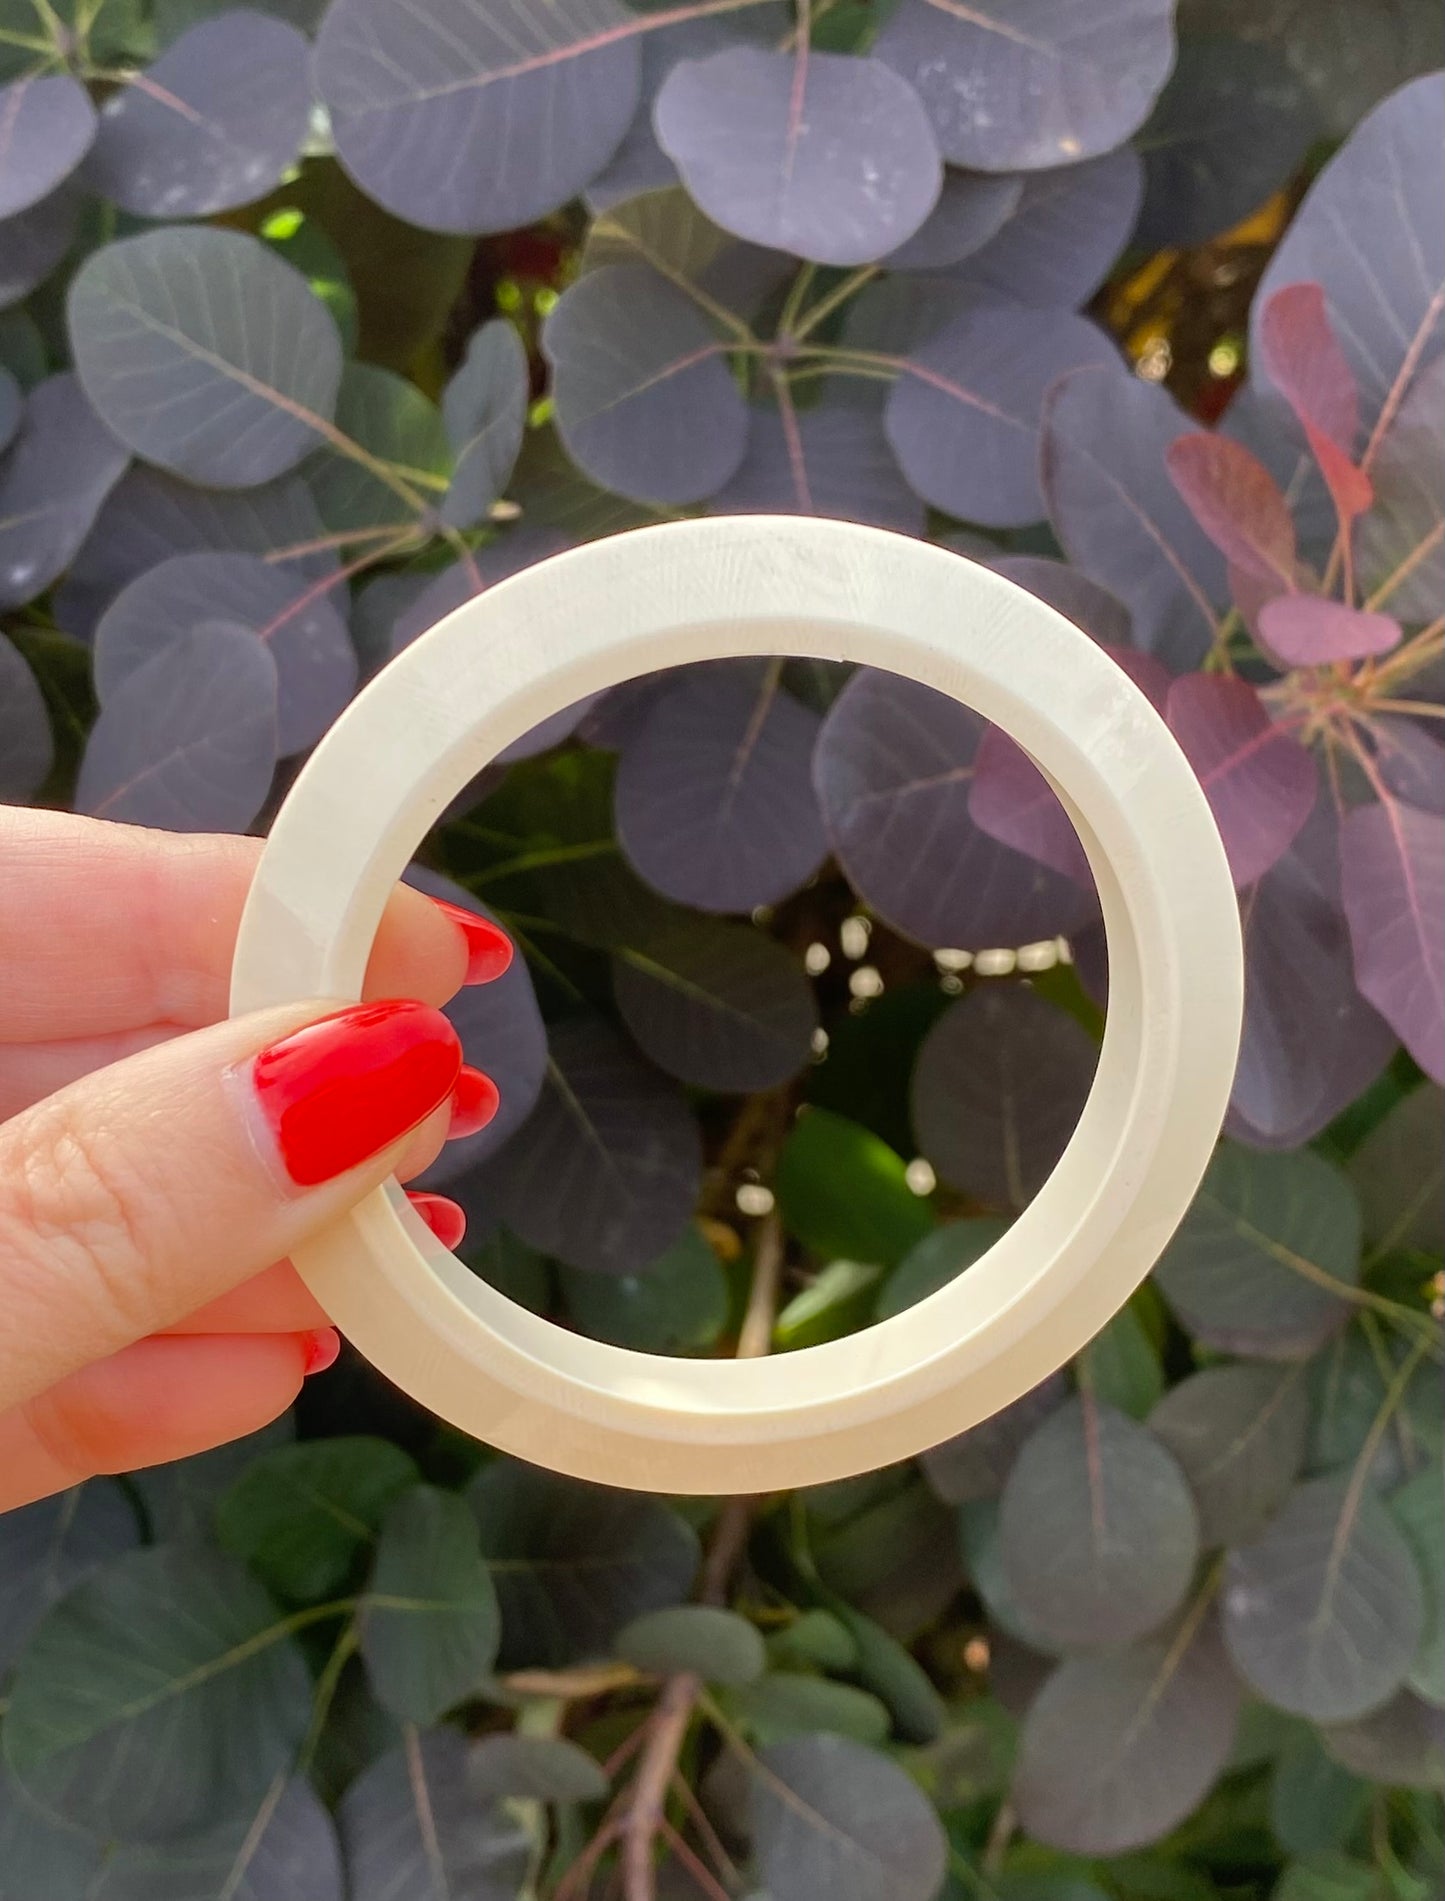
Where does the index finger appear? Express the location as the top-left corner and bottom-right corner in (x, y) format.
(0, 808), (474, 1041)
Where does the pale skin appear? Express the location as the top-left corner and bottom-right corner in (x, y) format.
(0, 805), (472, 1513)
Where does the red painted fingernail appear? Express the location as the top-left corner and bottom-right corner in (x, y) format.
(448, 1064), (500, 1139)
(431, 898), (513, 985)
(246, 999), (462, 1188)
(301, 1328), (341, 1376)
(407, 1191), (467, 1250)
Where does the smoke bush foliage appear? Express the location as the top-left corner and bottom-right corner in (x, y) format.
(1, 2), (1443, 1897)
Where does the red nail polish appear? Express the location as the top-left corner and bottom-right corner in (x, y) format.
(301, 1328), (341, 1375)
(248, 1000), (462, 1188)
(407, 1191), (467, 1251)
(448, 1064), (500, 1139)
(431, 898), (513, 985)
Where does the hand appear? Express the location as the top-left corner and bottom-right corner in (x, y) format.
(0, 806), (511, 1512)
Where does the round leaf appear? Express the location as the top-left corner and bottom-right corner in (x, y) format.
(1322, 1691), (1445, 1790)
(712, 393), (925, 535)
(0, 632), (53, 801)
(467, 1734), (610, 1805)
(544, 262), (746, 503)
(91, 1778), (345, 1901)
(911, 985), (1099, 1210)
(340, 1728), (530, 1901)
(1012, 1610), (1241, 1854)
(0, 372), (130, 611)
(950, 149), (1144, 307)
(561, 1225), (728, 1354)
(615, 1605), (766, 1685)
(885, 300), (1116, 525)
(68, 227), (343, 486)
(1153, 1145), (1361, 1360)
(1223, 1474), (1426, 1722)
(315, 0), (641, 234)
(1340, 796), (1444, 1082)
(655, 47), (941, 267)
(470, 1461), (698, 1669)
(1390, 1466), (1444, 1704)
(999, 1397), (1200, 1650)
(749, 1733), (947, 1901)
(613, 914), (817, 1093)
(0, 74), (95, 218)
(0, 180), (81, 311)
(814, 668), (1097, 949)
(874, 0), (1176, 171)
(84, 13), (311, 218)
(215, 1436), (420, 1603)
(76, 621), (280, 834)
(616, 661), (828, 913)
(467, 1014), (700, 1277)
(93, 549), (355, 756)
(878, 1216), (1011, 1322)
(884, 167), (1022, 271)
(2, 1545), (312, 1841)
(1149, 1363), (1310, 1547)
(920, 1367), (1065, 1504)
(775, 1107), (932, 1270)
(730, 1675), (891, 1748)
(360, 1486), (501, 1724)
(0, 1482), (139, 1675)
(440, 319), (528, 528)
(302, 361), (448, 541)
(1165, 672), (1318, 889)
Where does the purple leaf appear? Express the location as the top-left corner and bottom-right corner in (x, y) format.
(1257, 596), (1402, 667)
(93, 551), (355, 756)
(314, 0), (641, 235)
(83, 13), (312, 218)
(912, 985), (1099, 1209)
(582, 183), (793, 325)
(0, 74), (96, 218)
(1228, 798), (1396, 1150)
(1253, 73), (1444, 450)
(100, 1778), (345, 1901)
(921, 1369), (1068, 1504)
(1164, 434), (1297, 588)
(1256, 282), (1373, 527)
(1370, 718), (1445, 816)
(615, 662), (828, 914)
(0, 364), (18, 453)
(469, 1014), (701, 1276)
(654, 47), (942, 267)
(403, 872), (548, 1182)
(1357, 355), (1445, 623)
(1041, 363), (1228, 669)
(884, 300), (1116, 526)
(68, 228), (343, 487)
(969, 728), (1091, 886)
(813, 667), (1098, 949)
(988, 556), (1134, 648)
(1340, 796), (1445, 1080)
(53, 465), (335, 644)
(711, 391), (925, 535)
(0, 374), (129, 611)
(0, 180), (82, 309)
(438, 320), (529, 530)
(947, 149), (1144, 307)
(1165, 673), (1318, 888)
(385, 528), (573, 666)
(0, 632), (52, 800)
(543, 263), (746, 504)
(1135, 34), (1318, 249)
(874, 0), (1175, 171)
(883, 168), (1022, 272)
(76, 621), (279, 832)
(613, 914), (817, 1094)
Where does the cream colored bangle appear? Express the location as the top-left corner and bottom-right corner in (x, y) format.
(231, 517), (1242, 1494)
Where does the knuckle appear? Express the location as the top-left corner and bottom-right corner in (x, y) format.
(0, 1093), (159, 1340)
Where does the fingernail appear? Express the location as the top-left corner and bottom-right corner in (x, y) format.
(247, 999), (462, 1188)
(431, 898), (513, 985)
(407, 1191), (467, 1250)
(301, 1328), (341, 1376)
(448, 1064), (500, 1139)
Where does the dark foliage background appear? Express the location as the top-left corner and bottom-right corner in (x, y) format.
(1, 3), (1443, 1898)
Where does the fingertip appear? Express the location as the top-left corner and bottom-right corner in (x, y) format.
(365, 883), (471, 1006)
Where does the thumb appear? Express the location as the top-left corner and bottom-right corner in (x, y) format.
(0, 998), (463, 1412)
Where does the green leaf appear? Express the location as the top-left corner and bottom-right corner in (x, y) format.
(876, 1217), (1009, 1320)
(469, 1462), (699, 1668)
(88, 1776), (344, 1900)
(806, 1466), (963, 1639)
(728, 1674), (892, 1747)
(260, 206), (360, 356)
(749, 1733), (948, 1901)
(614, 1605), (766, 1685)
(1270, 1726), (1370, 1858)
(303, 361), (448, 537)
(0, 1481), (139, 1673)
(832, 1605), (946, 1744)
(1154, 1145), (1361, 1359)
(1274, 1858), (1379, 1901)
(776, 1259), (883, 1349)
(560, 1225), (728, 1353)
(808, 981), (953, 1157)
(137, 1414), (295, 1543)
(1308, 1327), (1442, 1489)
(1080, 1301), (1165, 1418)
(1391, 1466), (1445, 1703)
(776, 1108), (933, 1268)
(359, 1486), (500, 1725)
(216, 1436), (420, 1603)
(0, 1764), (103, 1897)
(1348, 1082), (1444, 1256)
(2, 1545), (312, 1841)
(766, 1611), (859, 1673)
(468, 1733), (609, 1804)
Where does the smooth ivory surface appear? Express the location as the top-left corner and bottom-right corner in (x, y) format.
(231, 517), (1243, 1493)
